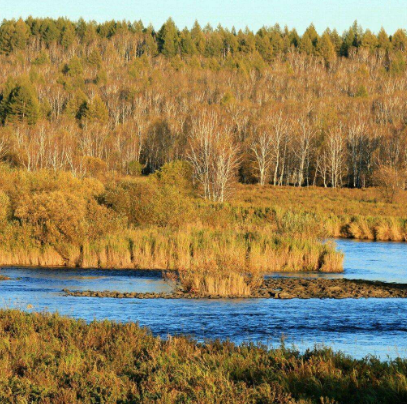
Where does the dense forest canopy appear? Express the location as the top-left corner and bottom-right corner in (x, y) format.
(0, 17), (407, 196)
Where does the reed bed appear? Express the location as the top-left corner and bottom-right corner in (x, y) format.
(0, 227), (343, 274)
(1, 169), (405, 297)
(336, 216), (407, 241)
(178, 270), (263, 297)
(0, 309), (406, 404)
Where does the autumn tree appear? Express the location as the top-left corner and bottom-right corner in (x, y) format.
(250, 126), (273, 186)
(188, 110), (240, 202)
(83, 95), (109, 123)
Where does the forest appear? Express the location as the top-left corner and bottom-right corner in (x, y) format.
(0, 17), (406, 192)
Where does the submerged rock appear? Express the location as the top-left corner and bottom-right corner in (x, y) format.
(63, 278), (407, 300)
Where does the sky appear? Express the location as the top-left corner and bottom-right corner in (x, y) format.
(0, 0), (406, 34)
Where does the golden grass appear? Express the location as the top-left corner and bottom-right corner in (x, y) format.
(0, 227), (343, 274)
(179, 270), (256, 297)
(233, 185), (407, 242)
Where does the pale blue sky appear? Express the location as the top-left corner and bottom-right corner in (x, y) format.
(0, 0), (406, 34)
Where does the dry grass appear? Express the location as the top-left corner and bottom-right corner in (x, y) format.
(0, 227), (343, 275)
(234, 185), (407, 218)
(179, 270), (263, 297)
(234, 185), (407, 242)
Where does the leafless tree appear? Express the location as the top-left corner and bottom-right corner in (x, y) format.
(188, 111), (240, 202)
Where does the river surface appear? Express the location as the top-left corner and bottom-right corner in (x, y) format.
(1, 239), (406, 360)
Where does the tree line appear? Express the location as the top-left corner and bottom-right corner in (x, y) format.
(0, 17), (406, 200)
(1, 18), (407, 61)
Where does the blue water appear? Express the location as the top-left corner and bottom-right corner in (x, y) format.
(1, 239), (406, 359)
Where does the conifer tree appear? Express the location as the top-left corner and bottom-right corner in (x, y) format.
(341, 28), (355, 56)
(205, 30), (222, 57)
(0, 22), (15, 54)
(0, 77), (40, 125)
(180, 29), (196, 55)
(377, 27), (391, 51)
(191, 21), (206, 54)
(144, 24), (159, 56)
(88, 49), (102, 67)
(40, 19), (59, 46)
(299, 33), (313, 55)
(65, 90), (88, 120)
(360, 30), (376, 50)
(158, 18), (179, 57)
(289, 28), (300, 48)
(13, 19), (30, 50)
(318, 32), (336, 66)
(255, 30), (273, 62)
(304, 24), (319, 46)
(65, 56), (84, 77)
(329, 29), (343, 53)
(84, 95), (109, 122)
(392, 29), (407, 52)
(61, 24), (75, 48)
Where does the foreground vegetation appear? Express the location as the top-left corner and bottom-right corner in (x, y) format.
(0, 310), (406, 404)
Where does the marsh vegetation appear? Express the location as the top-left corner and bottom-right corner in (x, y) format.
(1, 310), (407, 404)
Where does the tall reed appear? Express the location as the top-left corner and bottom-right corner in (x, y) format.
(0, 227), (343, 274)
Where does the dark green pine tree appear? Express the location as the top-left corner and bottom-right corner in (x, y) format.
(180, 28), (196, 56)
(255, 29), (273, 62)
(39, 19), (60, 46)
(0, 77), (40, 125)
(60, 24), (76, 48)
(0, 22), (16, 54)
(13, 19), (30, 50)
(157, 18), (179, 57)
(191, 21), (206, 54)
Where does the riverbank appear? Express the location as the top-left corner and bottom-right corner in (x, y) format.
(63, 277), (407, 299)
(0, 309), (405, 404)
(1, 169), (406, 277)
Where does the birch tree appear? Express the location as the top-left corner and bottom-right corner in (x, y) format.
(188, 111), (240, 202)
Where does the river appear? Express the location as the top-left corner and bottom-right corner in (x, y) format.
(1, 239), (406, 359)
